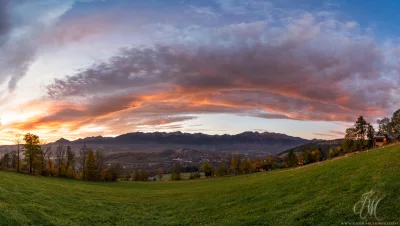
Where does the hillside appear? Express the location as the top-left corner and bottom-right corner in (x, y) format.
(0, 145), (400, 225)
(277, 139), (344, 157)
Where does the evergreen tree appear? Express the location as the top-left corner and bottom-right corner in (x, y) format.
(285, 150), (298, 167)
(354, 116), (368, 149)
(367, 123), (375, 148)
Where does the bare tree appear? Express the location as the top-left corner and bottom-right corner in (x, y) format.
(14, 134), (22, 172)
(95, 150), (105, 180)
(157, 168), (164, 181)
(65, 146), (75, 175)
(40, 140), (52, 175)
(46, 148), (53, 176)
(79, 144), (89, 179)
(55, 145), (66, 176)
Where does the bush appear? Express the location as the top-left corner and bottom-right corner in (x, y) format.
(200, 161), (214, 177)
(189, 172), (201, 179)
(215, 164), (229, 177)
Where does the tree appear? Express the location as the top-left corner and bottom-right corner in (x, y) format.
(0, 152), (11, 169)
(171, 162), (181, 180)
(265, 156), (275, 170)
(215, 163), (229, 176)
(85, 150), (97, 181)
(311, 148), (323, 162)
(156, 168), (164, 181)
(95, 150), (105, 180)
(391, 109), (400, 134)
(367, 123), (375, 148)
(79, 145), (89, 179)
(230, 153), (240, 174)
(301, 150), (313, 164)
(10, 151), (17, 169)
(240, 158), (254, 173)
(354, 116), (368, 148)
(65, 146), (75, 177)
(55, 145), (66, 176)
(23, 133), (41, 174)
(104, 164), (121, 182)
(336, 146), (343, 156)
(328, 148), (335, 159)
(14, 134), (22, 172)
(132, 169), (149, 181)
(40, 141), (52, 175)
(285, 150), (298, 167)
(377, 117), (391, 135)
(343, 127), (357, 153)
(200, 161), (214, 177)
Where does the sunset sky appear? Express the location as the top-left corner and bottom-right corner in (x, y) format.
(1, 0), (400, 144)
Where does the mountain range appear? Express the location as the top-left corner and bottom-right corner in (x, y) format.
(50, 131), (312, 155)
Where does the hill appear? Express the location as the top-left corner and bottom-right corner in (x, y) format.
(277, 139), (344, 157)
(0, 145), (399, 225)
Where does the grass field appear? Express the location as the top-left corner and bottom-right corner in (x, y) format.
(1, 146), (400, 225)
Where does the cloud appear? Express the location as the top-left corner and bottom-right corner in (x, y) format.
(329, 130), (346, 136)
(0, 0), (10, 39)
(0, 0), (112, 100)
(313, 133), (335, 137)
(4, 3), (400, 141)
(186, 6), (219, 19)
(44, 12), (396, 126)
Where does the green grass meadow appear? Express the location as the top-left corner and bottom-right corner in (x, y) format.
(1, 146), (400, 225)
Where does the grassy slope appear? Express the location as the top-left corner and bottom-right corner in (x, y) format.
(1, 146), (400, 225)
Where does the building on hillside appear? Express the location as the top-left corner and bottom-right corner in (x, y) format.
(374, 134), (388, 147)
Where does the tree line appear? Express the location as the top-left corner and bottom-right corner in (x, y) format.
(167, 154), (276, 180)
(0, 133), (121, 182)
(343, 109), (400, 152)
(376, 109), (400, 137)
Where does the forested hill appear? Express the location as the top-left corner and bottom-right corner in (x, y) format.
(277, 139), (344, 157)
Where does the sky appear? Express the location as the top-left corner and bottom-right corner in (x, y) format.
(0, 0), (400, 144)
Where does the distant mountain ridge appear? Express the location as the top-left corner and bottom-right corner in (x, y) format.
(51, 131), (311, 155)
(54, 131), (308, 145)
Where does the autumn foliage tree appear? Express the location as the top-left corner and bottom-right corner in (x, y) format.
(265, 156), (275, 170)
(85, 150), (97, 181)
(230, 153), (240, 174)
(215, 163), (229, 176)
(23, 133), (41, 174)
(200, 161), (214, 177)
(171, 162), (181, 180)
